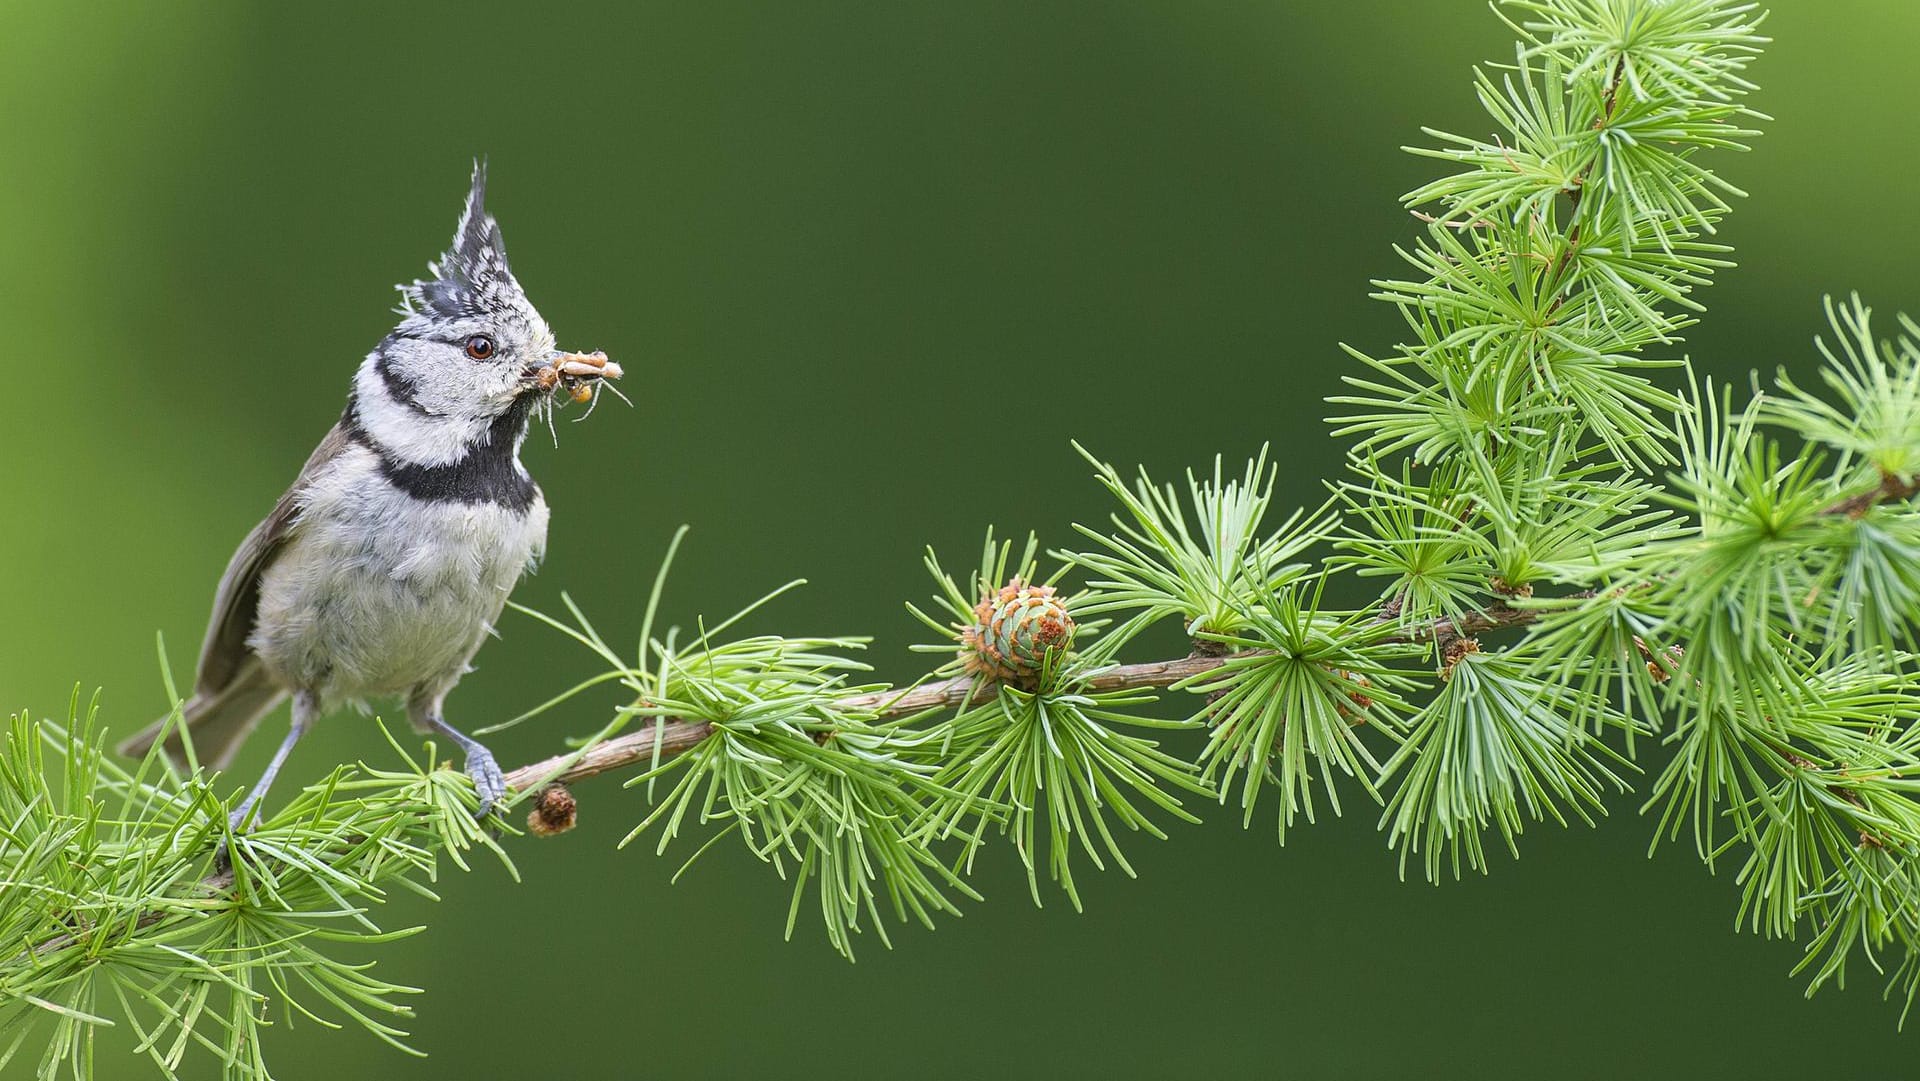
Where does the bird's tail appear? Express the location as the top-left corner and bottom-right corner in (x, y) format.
(117, 664), (287, 772)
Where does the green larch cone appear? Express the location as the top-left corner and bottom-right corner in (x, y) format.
(961, 580), (1075, 687)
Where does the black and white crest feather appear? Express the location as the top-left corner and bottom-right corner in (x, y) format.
(398, 160), (523, 320)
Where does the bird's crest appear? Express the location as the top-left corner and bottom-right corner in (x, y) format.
(397, 159), (523, 319)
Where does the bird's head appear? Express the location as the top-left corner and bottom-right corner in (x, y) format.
(375, 162), (611, 422)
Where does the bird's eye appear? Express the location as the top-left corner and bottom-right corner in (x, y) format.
(464, 335), (496, 360)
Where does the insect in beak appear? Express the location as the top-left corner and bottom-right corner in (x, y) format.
(532, 350), (624, 403)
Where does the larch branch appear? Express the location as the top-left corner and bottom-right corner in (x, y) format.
(499, 601), (1545, 795)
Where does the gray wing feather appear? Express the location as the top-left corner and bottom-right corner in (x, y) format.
(192, 420), (355, 695)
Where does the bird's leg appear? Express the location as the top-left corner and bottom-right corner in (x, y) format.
(229, 690), (317, 832)
(411, 696), (506, 817)
(432, 717), (506, 818)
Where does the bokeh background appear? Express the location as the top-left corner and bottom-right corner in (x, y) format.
(4, 1), (1917, 1076)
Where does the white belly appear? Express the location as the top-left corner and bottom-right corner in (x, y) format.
(249, 448), (549, 706)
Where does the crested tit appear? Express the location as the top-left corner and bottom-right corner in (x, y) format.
(119, 162), (616, 823)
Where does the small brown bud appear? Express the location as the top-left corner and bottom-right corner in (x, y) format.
(1488, 576), (1533, 599)
(1188, 631), (1233, 658)
(527, 783), (578, 838)
(1439, 636), (1480, 680)
(1639, 640), (1685, 683)
(1329, 667), (1376, 722)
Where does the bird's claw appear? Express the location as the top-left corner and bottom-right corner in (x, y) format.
(466, 745), (506, 818)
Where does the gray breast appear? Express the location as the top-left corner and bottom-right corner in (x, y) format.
(248, 445), (550, 706)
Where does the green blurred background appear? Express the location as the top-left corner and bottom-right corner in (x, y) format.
(3, 1), (1917, 1076)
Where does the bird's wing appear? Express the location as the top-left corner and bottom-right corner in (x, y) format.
(192, 418), (355, 695)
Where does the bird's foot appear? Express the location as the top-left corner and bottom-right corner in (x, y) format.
(465, 744), (506, 818)
(422, 712), (507, 818)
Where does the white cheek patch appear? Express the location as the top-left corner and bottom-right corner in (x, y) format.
(353, 358), (491, 466)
